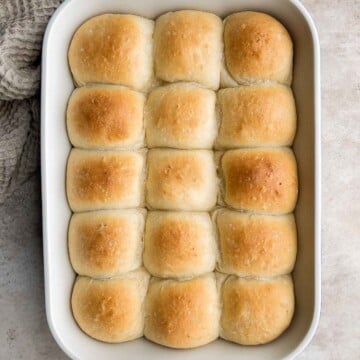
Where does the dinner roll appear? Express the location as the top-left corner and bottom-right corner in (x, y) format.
(145, 84), (217, 149)
(220, 275), (294, 345)
(71, 269), (150, 343)
(144, 274), (220, 348)
(67, 86), (145, 150)
(222, 12), (293, 86)
(154, 10), (222, 89)
(68, 14), (154, 90)
(146, 149), (218, 211)
(66, 149), (145, 212)
(216, 85), (296, 148)
(68, 210), (145, 278)
(221, 148), (298, 214)
(215, 209), (297, 276)
(143, 211), (217, 278)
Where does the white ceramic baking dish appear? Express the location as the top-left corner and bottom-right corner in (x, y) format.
(41, 0), (321, 359)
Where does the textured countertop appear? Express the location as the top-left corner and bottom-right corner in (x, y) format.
(0, 0), (359, 359)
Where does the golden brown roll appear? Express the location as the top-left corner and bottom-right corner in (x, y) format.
(220, 275), (295, 345)
(222, 12), (293, 86)
(68, 210), (145, 278)
(146, 149), (218, 211)
(144, 274), (220, 348)
(145, 83), (217, 149)
(215, 209), (297, 276)
(154, 10), (222, 89)
(68, 14), (154, 90)
(67, 86), (145, 150)
(71, 269), (150, 343)
(143, 211), (217, 278)
(221, 148), (298, 214)
(66, 149), (145, 212)
(216, 84), (296, 148)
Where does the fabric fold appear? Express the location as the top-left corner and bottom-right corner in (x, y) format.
(0, 0), (61, 202)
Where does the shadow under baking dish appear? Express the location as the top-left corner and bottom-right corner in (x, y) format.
(41, 0), (321, 359)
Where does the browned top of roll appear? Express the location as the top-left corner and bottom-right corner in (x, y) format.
(216, 210), (297, 276)
(154, 10), (222, 89)
(68, 210), (144, 278)
(67, 86), (145, 149)
(68, 14), (153, 90)
(144, 274), (219, 348)
(216, 84), (296, 148)
(220, 275), (294, 345)
(224, 12), (293, 85)
(66, 149), (144, 211)
(222, 148), (298, 214)
(145, 83), (217, 149)
(143, 211), (216, 278)
(71, 270), (150, 343)
(146, 149), (218, 211)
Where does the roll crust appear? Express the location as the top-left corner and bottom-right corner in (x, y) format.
(68, 210), (145, 278)
(144, 274), (220, 348)
(216, 84), (296, 148)
(220, 275), (295, 345)
(221, 148), (298, 214)
(215, 210), (297, 276)
(223, 12), (293, 86)
(67, 86), (145, 150)
(71, 269), (150, 343)
(68, 14), (154, 90)
(143, 211), (217, 278)
(146, 149), (218, 211)
(154, 10), (222, 89)
(66, 149), (145, 212)
(145, 83), (217, 149)
(67, 10), (298, 349)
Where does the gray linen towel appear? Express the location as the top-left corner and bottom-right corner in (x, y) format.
(0, 0), (61, 203)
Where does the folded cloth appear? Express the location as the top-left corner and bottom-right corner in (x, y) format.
(0, 0), (61, 203)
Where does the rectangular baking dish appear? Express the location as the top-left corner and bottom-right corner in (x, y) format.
(41, 0), (321, 359)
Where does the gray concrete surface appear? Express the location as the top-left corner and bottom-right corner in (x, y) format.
(0, 0), (359, 359)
